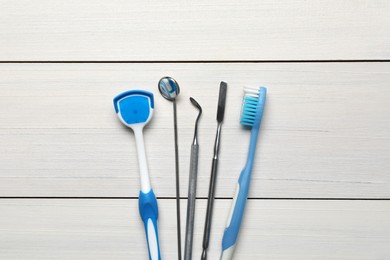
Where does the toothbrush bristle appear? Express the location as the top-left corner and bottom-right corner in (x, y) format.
(240, 87), (261, 127)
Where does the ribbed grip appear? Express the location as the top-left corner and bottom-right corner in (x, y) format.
(139, 189), (161, 260)
(184, 144), (199, 260)
(220, 167), (251, 260)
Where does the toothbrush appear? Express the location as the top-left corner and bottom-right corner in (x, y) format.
(113, 90), (161, 260)
(220, 87), (267, 260)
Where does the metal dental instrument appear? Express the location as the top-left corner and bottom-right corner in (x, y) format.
(158, 76), (182, 260)
(184, 97), (202, 260)
(201, 82), (228, 260)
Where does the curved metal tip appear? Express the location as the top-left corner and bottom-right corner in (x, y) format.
(190, 97), (202, 144)
(158, 76), (180, 101)
(190, 97), (202, 113)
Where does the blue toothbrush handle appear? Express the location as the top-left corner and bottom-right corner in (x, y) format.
(139, 190), (162, 260)
(220, 167), (251, 260)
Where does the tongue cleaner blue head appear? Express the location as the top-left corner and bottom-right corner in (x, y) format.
(113, 90), (161, 260)
(114, 90), (154, 129)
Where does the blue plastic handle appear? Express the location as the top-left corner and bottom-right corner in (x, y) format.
(139, 189), (161, 260)
(220, 130), (261, 259)
(221, 166), (251, 258)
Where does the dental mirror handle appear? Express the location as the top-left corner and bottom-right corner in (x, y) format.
(184, 143), (199, 260)
(173, 99), (182, 260)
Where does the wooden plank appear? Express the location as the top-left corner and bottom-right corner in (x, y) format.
(0, 63), (389, 198)
(0, 199), (389, 259)
(0, 0), (389, 61)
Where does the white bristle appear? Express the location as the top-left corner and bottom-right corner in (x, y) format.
(244, 86), (260, 97)
(241, 86), (261, 126)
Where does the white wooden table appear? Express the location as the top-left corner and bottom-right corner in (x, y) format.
(1, 1), (390, 259)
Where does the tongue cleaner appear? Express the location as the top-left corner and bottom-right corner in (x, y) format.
(113, 90), (161, 260)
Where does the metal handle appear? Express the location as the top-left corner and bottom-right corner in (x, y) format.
(201, 157), (218, 260)
(184, 144), (199, 260)
(173, 100), (182, 260)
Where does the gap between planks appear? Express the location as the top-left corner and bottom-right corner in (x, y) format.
(0, 197), (389, 200)
(0, 60), (390, 64)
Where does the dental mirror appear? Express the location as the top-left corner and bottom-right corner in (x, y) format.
(158, 76), (180, 101)
(157, 76), (182, 260)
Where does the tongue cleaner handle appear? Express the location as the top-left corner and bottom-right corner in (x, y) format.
(139, 189), (161, 260)
(134, 127), (161, 260)
(133, 127), (152, 193)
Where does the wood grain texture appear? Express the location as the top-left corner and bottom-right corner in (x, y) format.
(0, 199), (389, 259)
(0, 63), (389, 198)
(0, 0), (389, 61)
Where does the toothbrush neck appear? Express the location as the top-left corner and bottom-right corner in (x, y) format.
(244, 87), (266, 171)
(246, 126), (260, 170)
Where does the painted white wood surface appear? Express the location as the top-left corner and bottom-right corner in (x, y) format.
(0, 199), (389, 259)
(0, 63), (389, 198)
(0, 0), (389, 61)
(1, 0), (389, 258)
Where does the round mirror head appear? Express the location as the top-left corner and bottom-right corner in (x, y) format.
(158, 76), (180, 101)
